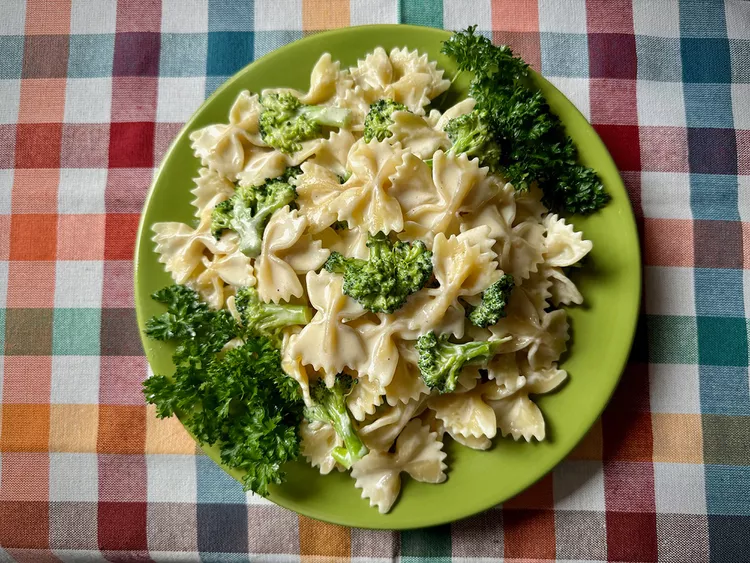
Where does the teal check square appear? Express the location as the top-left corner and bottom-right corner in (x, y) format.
(160, 33), (208, 77)
(0, 37), (23, 79)
(705, 465), (750, 516)
(401, 526), (452, 562)
(253, 30), (302, 60)
(541, 33), (589, 78)
(636, 36), (682, 82)
(698, 317), (748, 367)
(52, 309), (101, 356)
(68, 34), (115, 78)
(647, 315), (699, 364)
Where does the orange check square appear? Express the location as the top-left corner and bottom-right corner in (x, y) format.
(6, 261), (56, 308)
(9, 213), (57, 261)
(643, 218), (694, 267)
(49, 404), (99, 453)
(0, 453), (49, 501)
(302, 0), (349, 30)
(492, 0), (539, 32)
(299, 517), (351, 558)
(98, 405), (146, 454)
(57, 214), (106, 260)
(18, 79), (66, 124)
(504, 473), (553, 509)
(0, 215), (10, 260)
(604, 410), (654, 462)
(145, 405), (196, 455)
(24, 0), (72, 35)
(103, 213), (139, 260)
(2, 356), (52, 403)
(568, 418), (603, 461)
(1, 404), (50, 452)
(652, 413), (703, 464)
(11, 168), (59, 214)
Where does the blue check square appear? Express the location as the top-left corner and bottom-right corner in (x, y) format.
(207, 31), (254, 77)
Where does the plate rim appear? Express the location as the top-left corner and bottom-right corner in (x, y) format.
(134, 23), (642, 530)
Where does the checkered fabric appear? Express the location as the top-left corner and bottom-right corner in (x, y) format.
(0, 0), (748, 561)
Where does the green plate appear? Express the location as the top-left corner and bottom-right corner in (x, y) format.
(135, 24), (641, 530)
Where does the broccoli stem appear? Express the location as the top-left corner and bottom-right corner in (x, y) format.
(329, 411), (369, 468)
(258, 304), (312, 333)
(305, 377), (368, 469)
(299, 106), (351, 129)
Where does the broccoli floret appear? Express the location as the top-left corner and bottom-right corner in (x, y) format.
(363, 99), (409, 142)
(445, 109), (502, 172)
(416, 331), (503, 393)
(467, 274), (515, 328)
(304, 375), (368, 469)
(323, 232), (433, 314)
(210, 168), (300, 257)
(331, 220), (349, 230)
(259, 92), (351, 154)
(234, 287), (311, 343)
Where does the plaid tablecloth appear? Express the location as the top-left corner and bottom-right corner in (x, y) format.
(1, 0), (748, 561)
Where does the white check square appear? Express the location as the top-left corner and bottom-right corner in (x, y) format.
(443, 0), (491, 31)
(547, 77), (590, 120)
(58, 168), (107, 215)
(55, 261), (103, 308)
(654, 462), (707, 514)
(637, 81), (686, 127)
(51, 356), (100, 404)
(148, 553), (203, 563)
(146, 454), (198, 503)
(726, 1), (750, 40)
(743, 269), (750, 321)
(738, 176), (750, 223)
(254, 0), (303, 30)
(632, 0), (681, 38)
(246, 490), (274, 505)
(539, 0), (587, 34)
(0, 80), (20, 125)
(553, 460), (606, 511)
(70, 0), (117, 34)
(0, 0), (26, 35)
(64, 77), (112, 124)
(0, 169), (12, 215)
(649, 363), (701, 414)
(156, 77), (206, 123)
(640, 172), (692, 220)
(53, 551), (113, 563)
(732, 84), (750, 130)
(644, 266), (695, 316)
(50, 453), (98, 502)
(161, 0), (209, 33)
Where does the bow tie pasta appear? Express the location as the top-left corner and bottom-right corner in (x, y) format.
(147, 44), (596, 513)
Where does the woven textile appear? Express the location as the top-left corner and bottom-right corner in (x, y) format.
(1, 0), (749, 561)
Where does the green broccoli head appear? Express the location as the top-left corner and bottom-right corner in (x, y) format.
(363, 99), (409, 143)
(210, 167), (300, 257)
(258, 92), (351, 154)
(445, 109), (502, 173)
(304, 375), (368, 469)
(323, 232), (433, 314)
(467, 274), (515, 328)
(234, 287), (312, 343)
(416, 331), (502, 394)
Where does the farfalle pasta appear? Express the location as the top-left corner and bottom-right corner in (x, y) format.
(150, 47), (594, 513)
